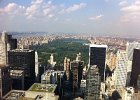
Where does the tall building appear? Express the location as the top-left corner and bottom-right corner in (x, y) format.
(0, 65), (11, 99)
(7, 34), (17, 50)
(8, 49), (35, 90)
(126, 42), (140, 61)
(126, 42), (140, 86)
(85, 65), (101, 100)
(114, 50), (128, 90)
(89, 44), (107, 82)
(64, 57), (70, 71)
(130, 49), (140, 88)
(64, 57), (70, 80)
(0, 32), (17, 65)
(70, 60), (84, 94)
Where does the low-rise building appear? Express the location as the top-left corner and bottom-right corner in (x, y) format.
(3, 83), (59, 100)
(41, 70), (64, 84)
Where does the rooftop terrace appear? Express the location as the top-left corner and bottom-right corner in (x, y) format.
(28, 83), (57, 93)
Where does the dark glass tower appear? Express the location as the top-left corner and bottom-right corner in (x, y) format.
(0, 65), (11, 99)
(89, 44), (107, 82)
(8, 49), (35, 90)
(130, 49), (140, 89)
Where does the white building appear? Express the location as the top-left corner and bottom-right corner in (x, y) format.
(35, 51), (39, 82)
(48, 54), (56, 67)
(0, 32), (17, 65)
(114, 50), (128, 90)
(0, 32), (8, 65)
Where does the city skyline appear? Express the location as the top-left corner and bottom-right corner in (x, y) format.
(0, 0), (140, 37)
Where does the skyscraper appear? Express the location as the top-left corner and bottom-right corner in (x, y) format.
(0, 32), (17, 65)
(70, 60), (84, 94)
(89, 44), (107, 82)
(8, 49), (35, 90)
(64, 57), (70, 80)
(130, 49), (140, 88)
(114, 50), (128, 89)
(85, 65), (101, 100)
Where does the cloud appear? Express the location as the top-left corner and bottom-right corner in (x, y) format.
(0, 0), (56, 20)
(25, 0), (55, 19)
(4, 3), (17, 12)
(48, 1), (52, 5)
(48, 14), (54, 18)
(0, 3), (25, 15)
(31, 0), (43, 4)
(25, 4), (39, 19)
(59, 3), (86, 14)
(89, 14), (104, 21)
(119, 1), (128, 6)
(120, 0), (140, 22)
(43, 8), (51, 15)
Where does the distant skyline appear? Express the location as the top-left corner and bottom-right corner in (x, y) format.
(0, 0), (140, 37)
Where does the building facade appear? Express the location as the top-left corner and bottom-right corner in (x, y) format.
(85, 65), (101, 100)
(114, 50), (128, 90)
(8, 49), (35, 90)
(130, 49), (140, 88)
(41, 70), (64, 84)
(89, 44), (107, 82)
(70, 60), (84, 94)
(0, 65), (11, 99)
(0, 32), (17, 65)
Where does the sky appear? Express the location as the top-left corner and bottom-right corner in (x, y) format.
(0, 0), (140, 37)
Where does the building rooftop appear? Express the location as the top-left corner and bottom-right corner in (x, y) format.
(41, 70), (64, 80)
(3, 90), (25, 100)
(90, 44), (107, 48)
(3, 89), (59, 100)
(9, 49), (34, 52)
(28, 83), (57, 93)
(23, 91), (59, 100)
(89, 65), (99, 74)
